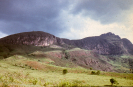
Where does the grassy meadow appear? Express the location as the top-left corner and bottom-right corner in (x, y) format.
(0, 55), (133, 87)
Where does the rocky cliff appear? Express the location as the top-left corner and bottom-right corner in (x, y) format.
(0, 31), (64, 46)
(62, 32), (133, 55)
(0, 31), (133, 55)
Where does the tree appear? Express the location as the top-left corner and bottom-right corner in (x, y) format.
(91, 71), (95, 75)
(96, 70), (100, 75)
(63, 69), (68, 75)
(62, 50), (70, 59)
(110, 78), (118, 86)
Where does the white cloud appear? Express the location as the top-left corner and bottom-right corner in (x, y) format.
(0, 32), (7, 38)
(59, 10), (133, 43)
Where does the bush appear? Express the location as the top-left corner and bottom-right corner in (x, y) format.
(91, 70), (100, 75)
(110, 78), (119, 86)
(96, 70), (100, 75)
(62, 50), (70, 59)
(91, 71), (96, 75)
(63, 69), (68, 75)
(32, 78), (38, 85)
(90, 67), (92, 70)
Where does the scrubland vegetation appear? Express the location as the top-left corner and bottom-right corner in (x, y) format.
(0, 44), (133, 86)
(0, 55), (133, 87)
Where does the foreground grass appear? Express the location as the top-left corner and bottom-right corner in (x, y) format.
(0, 69), (133, 86)
(0, 55), (133, 86)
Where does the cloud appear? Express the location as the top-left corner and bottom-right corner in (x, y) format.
(0, 0), (69, 36)
(0, 31), (7, 38)
(59, 10), (133, 43)
(71, 0), (133, 24)
(0, 0), (133, 43)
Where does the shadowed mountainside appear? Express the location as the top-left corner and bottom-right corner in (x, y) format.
(0, 31), (133, 55)
(0, 31), (133, 72)
(62, 32), (133, 55)
(0, 31), (64, 46)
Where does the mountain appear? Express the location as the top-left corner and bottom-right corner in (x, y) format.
(0, 31), (133, 72)
(0, 31), (64, 46)
(63, 32), (133, 55)
(0, 31), (133, 55)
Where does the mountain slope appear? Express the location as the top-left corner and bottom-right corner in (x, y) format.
(0, 31), (133, 72)
(0, 31), (64, 46)
(62, 32), (133, 55)
(0, 31), (133, 55)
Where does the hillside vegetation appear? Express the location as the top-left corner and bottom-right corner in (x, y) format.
(0, 55), (133, 86)
(0, 44), (133, 86)
(0, 44), (133, 72)
(0, 31), (133, 86)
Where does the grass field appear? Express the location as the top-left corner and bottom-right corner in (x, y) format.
(0, 55), (133, 86)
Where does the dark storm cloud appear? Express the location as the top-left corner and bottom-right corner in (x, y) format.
(0, 0), (69, 36)
(71, 0), (133, 24)
(0, 0), (133, 37)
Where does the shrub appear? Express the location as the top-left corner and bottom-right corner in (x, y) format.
(91, 71), (96, 75)
(43, 82), (49, 86)
(14, 64), (17, 66)
(65, 52), (70, 59)
(63, 69), (68, 75)
(31, 68), (35, 70)
(62, 50), (70, 59)
(91, 70), (100, 75)
(90, 67), (92, 70)
(96, 70), (100, 75)
(32, 78), (38, 85)
(110, 78), (119, 86)
(58, 80), (70, 86)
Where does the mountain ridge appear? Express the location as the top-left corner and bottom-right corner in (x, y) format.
(0, 31), (133, 72)
(0, 31), (133, 55)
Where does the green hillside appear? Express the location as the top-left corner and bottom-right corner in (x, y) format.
(0, 55), (133, 86)
(0, 44), (133, 86)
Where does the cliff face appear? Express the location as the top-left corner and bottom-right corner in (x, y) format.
(0, 31), (64, 46)
(0, 31), (133, 55)
(62, 32), (133, 55)
(122, 38), (133, 55)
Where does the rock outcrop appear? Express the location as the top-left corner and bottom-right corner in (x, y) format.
(0, 31), (133, 55)
(0, 31), (64, 46)
(62, 32), (133, 55)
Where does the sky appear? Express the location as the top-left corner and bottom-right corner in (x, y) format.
(0, 0), (133, 43)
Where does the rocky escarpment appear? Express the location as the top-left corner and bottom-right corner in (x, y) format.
(29, 48), (114, 72)
(0, 31), (64, 46)
(62, 32), (133, 55)
(122, 38), (133, 55)
(0, 31), (133, 55)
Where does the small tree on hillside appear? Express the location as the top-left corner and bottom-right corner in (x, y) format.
(62, 50), (70, 59)
(63, 69), (68, 75)
(130, 69), (133, 73)
(110, 78), (118, 86)
(91, 71), (95, 75)
(96, 70), (100, 75)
